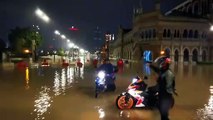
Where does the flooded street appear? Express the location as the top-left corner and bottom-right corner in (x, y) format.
(0, 62), (212, 120)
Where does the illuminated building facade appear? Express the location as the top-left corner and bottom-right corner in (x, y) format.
(112, 0), (213, 63)
(101, 33), (115, 60)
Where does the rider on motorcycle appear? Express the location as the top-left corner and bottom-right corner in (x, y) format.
(96, 58), (117, 91)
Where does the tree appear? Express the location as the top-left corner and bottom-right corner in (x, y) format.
(8, 26), (43, 54)
(58, 48), (65, 56)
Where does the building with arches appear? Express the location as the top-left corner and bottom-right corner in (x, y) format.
(111, 0), (213, 63)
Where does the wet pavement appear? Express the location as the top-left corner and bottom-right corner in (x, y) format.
(0, 61), (213, 120)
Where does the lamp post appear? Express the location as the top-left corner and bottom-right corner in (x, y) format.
(53, 50), (57, 63)
(34, 8), (50, 62)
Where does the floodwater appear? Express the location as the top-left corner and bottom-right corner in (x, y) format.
(0, 61), (212, 120)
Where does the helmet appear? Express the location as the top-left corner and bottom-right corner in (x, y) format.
(154, 56), (171, 70)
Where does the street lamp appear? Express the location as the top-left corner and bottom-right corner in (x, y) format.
(24, 49), (30, 54)
(67, 39), (70, 43)
(54, 30), (60, 35)
(160, 50), (165, 55)
(61, 34), (66, 39)
(33, 10), (48, 61)
(35, 8), (50, 23)
(210, 25), (213, 31)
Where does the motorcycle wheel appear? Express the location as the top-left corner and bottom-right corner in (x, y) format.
(116, 95), (134, 109)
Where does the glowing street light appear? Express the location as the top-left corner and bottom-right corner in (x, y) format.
(54, 30), (60, 35)
(68, 43), (74, 48)
(73, 45), (78, 49)
(160, 50), (165, 55)
(35, 8), (50, 23)
(61, 35), (66, 39)
(24, 49), (30, 54)
(210, 25), (213, 31)
(79, 49), (85, 54)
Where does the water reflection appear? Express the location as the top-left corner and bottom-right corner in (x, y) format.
(53, 67), (75, 96)
(37, 67), (44, 76)
(67, 66), (74, 86)
(95, 106), (105, 119)
(25, 67), (30, 90)
(75, 67), (84, 79)
(32, 66), (79, 119)
(32, 86), (52, 120)
(143, 64), (151, 75)
(61, 68), (66, 93)
(119, 110), (130, 118)
(196, 86), (213, 120)
(53, 70), (60, 96)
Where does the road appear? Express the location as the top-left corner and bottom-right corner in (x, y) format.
(0, 61), (212, 120)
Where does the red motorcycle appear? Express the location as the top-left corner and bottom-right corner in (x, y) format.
(116, 76), (158, 109)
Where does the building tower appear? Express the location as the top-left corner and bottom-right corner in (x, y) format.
(93, 26), (103, 51)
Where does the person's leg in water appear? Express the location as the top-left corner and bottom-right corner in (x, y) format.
(158, 95), (174, 120)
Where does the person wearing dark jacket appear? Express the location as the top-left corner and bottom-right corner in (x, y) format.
(96, 58), (117, 91)
(149, 56), (176, 120)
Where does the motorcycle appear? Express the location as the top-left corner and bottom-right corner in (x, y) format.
(116, 76), (158, 109)
(95, 71), (116, 98)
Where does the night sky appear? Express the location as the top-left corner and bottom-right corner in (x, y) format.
(0, 0), (183, 51)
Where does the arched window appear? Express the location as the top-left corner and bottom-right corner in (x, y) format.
(163, 29), (167, 37)
(202, 1), (207, 14)
(174, 30), (176, 38)
(140, 31), (144, 39)
(188, 29), (193, 38)
(183, 29), (188, 38)
(148, 29), (152, 38)
(192, 49), (198, 62)
(183, 49), (189, 61)
(187, 4), (192, 14)
(194, 30), (198, 38)
(174, 50), (179, 62)
(177, 30), (180, 38)
(145, 30), (148, 39)
(167, 29), (171, 38)
(194, 2), (199, 15)
(153, 29), (156, 38)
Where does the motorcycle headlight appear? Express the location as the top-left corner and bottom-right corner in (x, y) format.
(132, 78), (138, 83)
(98, 71), (105, 79)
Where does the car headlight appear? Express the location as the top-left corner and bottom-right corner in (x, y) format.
(98, 71), (105, 79)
